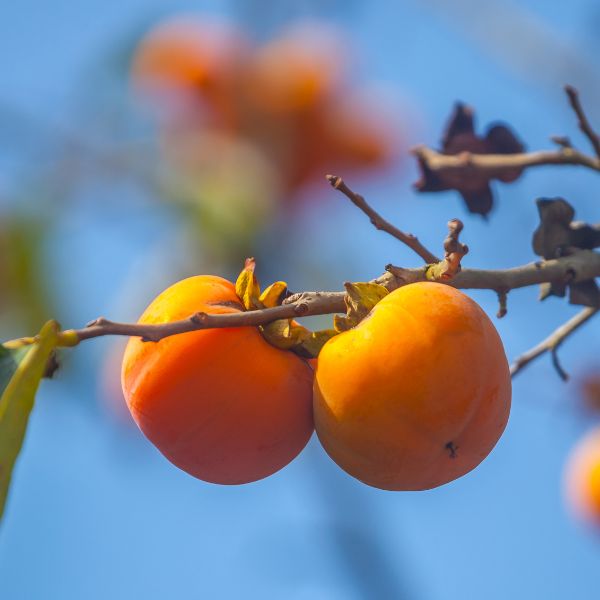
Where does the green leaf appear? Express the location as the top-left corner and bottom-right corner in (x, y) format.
(0, 321), (60, 523)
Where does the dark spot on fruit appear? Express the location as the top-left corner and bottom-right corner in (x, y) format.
(445, 441), (458, 459)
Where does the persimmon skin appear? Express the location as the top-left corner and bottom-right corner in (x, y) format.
(121, 275), (314, 485)
(564, 427), (600, 527)
(314, 282), (511, 491)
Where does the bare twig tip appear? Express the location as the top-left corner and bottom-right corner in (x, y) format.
(564, 84), (600, 159)
(326, 174), (342, 188)
(551, 347), (569, 381)
(496, 290), (508, 319)
(551, 135), (573, 149)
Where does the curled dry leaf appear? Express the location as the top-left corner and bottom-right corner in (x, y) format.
(532, 198), (600, 307)
(415, 103), (525, 217)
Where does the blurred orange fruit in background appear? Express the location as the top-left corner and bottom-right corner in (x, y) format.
(242, 22), (348, 115)
(578, 370), (600, 414)
(564, 427), (600, 527)
(131, 16), (250, 130)
(130, 15), (406, 210)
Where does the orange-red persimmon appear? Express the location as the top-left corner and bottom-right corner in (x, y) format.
(121, 275), (314, 484)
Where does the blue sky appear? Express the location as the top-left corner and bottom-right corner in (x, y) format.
(1, 1), (600, 599)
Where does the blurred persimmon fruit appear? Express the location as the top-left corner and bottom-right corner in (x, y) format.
(578, 370), (600, 413)
(564, 427), (600, 527)
(314, 283), (512, 490)
(131, 16), (248, 127)
(242, 22), (348, 115)
(121, 275), (314, 484)
(130, 16), (405, 199)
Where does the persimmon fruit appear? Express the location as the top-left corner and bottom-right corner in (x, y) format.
(131, 17), (248, 94)
(243, 22), (347, 115)
(564, 427), (600, 526)
(314, 282), (511, 491)
(121, 275), (314, 484)
(321, 88), (402, 172)
(131, 17), (248, 130)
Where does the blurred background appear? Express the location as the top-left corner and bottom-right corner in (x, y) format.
(1, 1), (600, 598)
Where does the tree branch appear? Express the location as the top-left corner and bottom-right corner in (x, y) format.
(413, 85), (600, 180)
(565, 85), (600, 159)
(68, 293), (347, 344)
(412, 144), (600, 179)
(510, 306), (599, 380)
(380, 250), (600, 292)
(326, 174), (440, 264)
(60, 250), (600, 347)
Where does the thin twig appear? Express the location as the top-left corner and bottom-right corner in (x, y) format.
(510, 307), (599, 380)
(564, 85), (600, 159)
(326, 174), (440, 264)
(496, 289), (509, 318)
(425, 218), (468, 280)
(550, 135), (573, 149)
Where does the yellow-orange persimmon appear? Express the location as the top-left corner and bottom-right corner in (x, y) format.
(564, 427), (600, 527)
(314, 282), (511, 491)
(121, 275), (314, 484)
